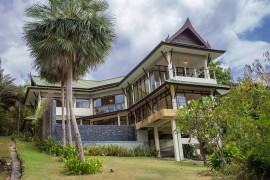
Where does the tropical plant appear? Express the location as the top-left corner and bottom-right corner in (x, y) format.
(23, 0), (116, 160)
(176, 96), (223, 165)
(0, 59), (19, 110)
(64, 156), (102, 175)
(0, 60), (20, 135)
(85, 145), (157, 157)
(208, 61), (232, 85)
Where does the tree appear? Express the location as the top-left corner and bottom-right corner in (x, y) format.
(217, 80), (270, 178)
(176, 97), (223, 165)
(0, 59), (20, 135)
(244, 51), (270, 87)
(23, 0), (116, 160)
(209, 61), (232, 85)
(38, 68), (69, 146)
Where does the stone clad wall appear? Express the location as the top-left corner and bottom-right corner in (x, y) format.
(52, 124), (136, 142)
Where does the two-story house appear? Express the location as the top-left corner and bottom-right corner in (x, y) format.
(24, 18), (229, 161)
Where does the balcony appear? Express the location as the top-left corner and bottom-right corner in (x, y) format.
(152, 66), (217, 89)
(171, 66), (217, 84)
(94, 103), (125, 115)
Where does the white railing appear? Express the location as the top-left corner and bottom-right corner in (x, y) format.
(172, 66), (216, 80)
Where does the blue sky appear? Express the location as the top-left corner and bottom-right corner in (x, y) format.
(0, 0), (270, 84)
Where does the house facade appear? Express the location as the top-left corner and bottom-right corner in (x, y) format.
(24, 18), (229, 161)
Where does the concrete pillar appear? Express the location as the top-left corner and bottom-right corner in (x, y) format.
(80, 119), (82, 125)
(117, 114), (121, 126)
(131, 84), (135, 103)
(170, 85), (177, 109)
(126, 115), (129, 125)
(204, 59), (209, 79)
(177, 132), (184, 160)
(124, 88), (128, 109)
(89, 98), (93, 115)
(167, 52), (173, 79)
(171, 119), (184, 161)
(154, 126), (161, 157)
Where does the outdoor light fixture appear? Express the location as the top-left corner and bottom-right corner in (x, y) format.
(184, 60), (188, 64)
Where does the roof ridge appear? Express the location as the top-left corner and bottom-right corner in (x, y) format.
(97, 76), (125, 82)
(166, 18), (210, 48)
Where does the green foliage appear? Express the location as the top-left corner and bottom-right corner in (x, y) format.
(209, 61), (232, 85)
(85, 145), (157, 157)
(39, 138), (102, 175)
(183, 144), (194, 159)
(60, 146), (77, 160)
(23, 0), (116, 81)
(39, 138), (76, 159)
(64, 156), (102, 175)
(176, 96), (220, 164)
(208, 143), (242, 171)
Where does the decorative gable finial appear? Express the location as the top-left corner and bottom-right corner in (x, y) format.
(166, 17), (211, 49)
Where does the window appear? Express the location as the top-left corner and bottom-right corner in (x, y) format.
(176, 93), (186, 108)
(94, 98), (101, 107)
(93, 94), (125, 115)
(76, 99), (89, 108)
(115, 94), (124, 103)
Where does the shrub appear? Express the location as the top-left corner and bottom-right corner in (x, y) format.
(60, 146), (77, 160)
(208, 143), (242, 171)
(85, 145), (156, 157)
(64, 156), (102, 175)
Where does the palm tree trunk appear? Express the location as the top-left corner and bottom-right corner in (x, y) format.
(67, 69), (85, 161)
(65, 80), (72, 146)
(61, 81), (66, 147)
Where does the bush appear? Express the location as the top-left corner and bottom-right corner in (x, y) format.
(208, 143), (242, 171)
(64, 156), (102, 175)
(60, 146), (77, 160)
(85, 145), (156, 157)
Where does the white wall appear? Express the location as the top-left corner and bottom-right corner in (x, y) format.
(56, 107), (92, 117)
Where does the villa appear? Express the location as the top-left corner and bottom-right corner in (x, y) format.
(23, 18), (229, 161)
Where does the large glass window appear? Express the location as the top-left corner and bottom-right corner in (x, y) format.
(94, 98), (101, 107)
(93, 94), (125, 115)
(76, 99), (89, 108)
(115, 94), (124, 103)
(176, 93), (186, 108)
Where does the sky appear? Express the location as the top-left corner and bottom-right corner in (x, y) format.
(0, 0), (270, 84)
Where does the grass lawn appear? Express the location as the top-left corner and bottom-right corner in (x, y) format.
(0, 136), (10, 179)
(16, 139), (212, 180)
(0, 136), (10, 159)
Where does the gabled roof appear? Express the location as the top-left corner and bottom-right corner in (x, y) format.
(165, 18), (211, 48)
(31, 75), (124, 89)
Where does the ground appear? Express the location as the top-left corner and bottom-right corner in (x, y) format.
(14, 139), (212, 180)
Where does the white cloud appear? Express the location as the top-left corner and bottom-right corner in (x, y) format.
(0, 0), (270, 84)
(219, 39), (270, 77)
(233, 0), (270, 34)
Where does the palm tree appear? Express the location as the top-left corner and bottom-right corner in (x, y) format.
(0, 59), (19, 109)
(23, 0), (115, 160)
(35, 52), (73, 146)
(0, 59), (19, 135)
